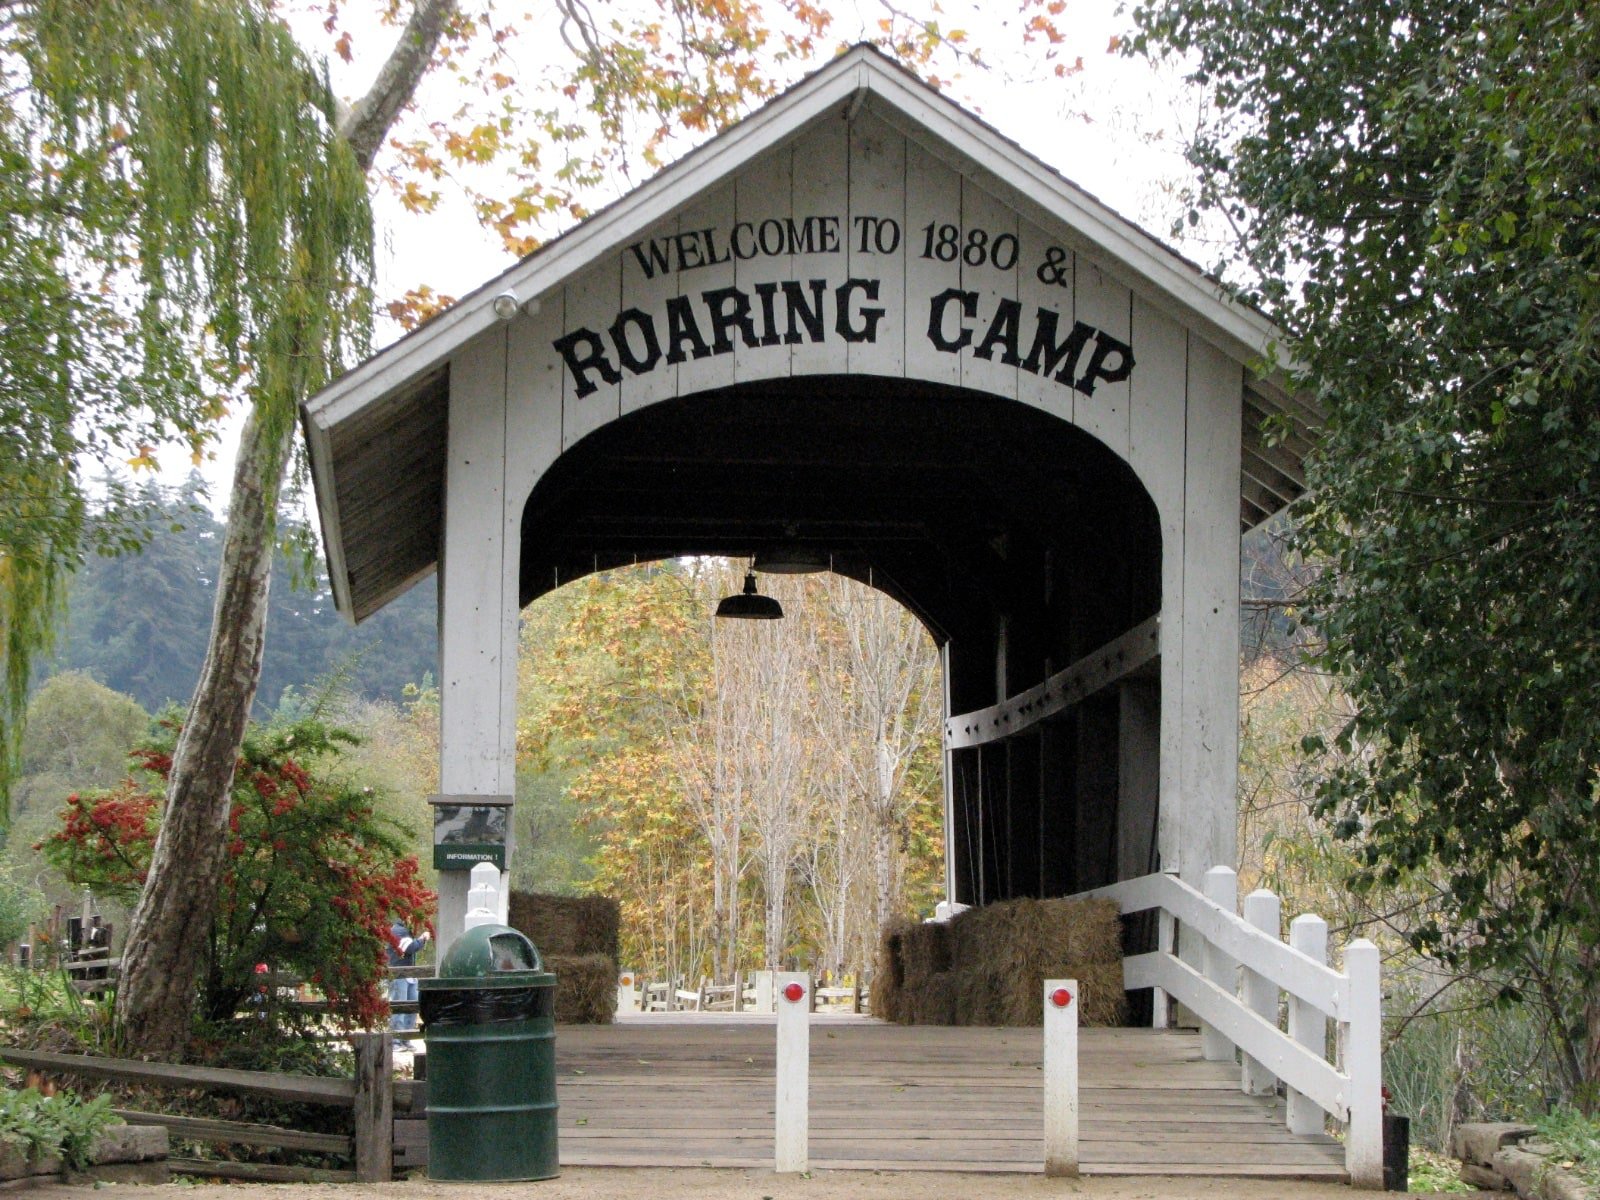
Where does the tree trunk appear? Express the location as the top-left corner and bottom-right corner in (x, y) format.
(110, 0), (458, 1059)
(114, 412), (291, 1057)
(1583, 942), (1600, 1117)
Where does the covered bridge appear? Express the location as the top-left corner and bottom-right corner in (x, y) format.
(300, 45), (1316, 942)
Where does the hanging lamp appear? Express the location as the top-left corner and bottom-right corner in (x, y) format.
(715, 570), (783, 619)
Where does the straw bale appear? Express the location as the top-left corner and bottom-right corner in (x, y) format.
(546, 952), (616, 1024)
(899, 921), (951, 988)
(951, 966), (1004, 1026)
(912, 972), (958, 1025)
(872, 918), (915, 1024)
(508, 892), (620, 961)
(1075, 960), (1127, 1027)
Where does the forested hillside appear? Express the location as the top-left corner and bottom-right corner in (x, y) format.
(45, 480), (437, 713)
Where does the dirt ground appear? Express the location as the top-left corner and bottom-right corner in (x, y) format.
(25, 1170), (1488, 1200)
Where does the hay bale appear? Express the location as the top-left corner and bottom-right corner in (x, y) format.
(872, 918), (915, 1024)
(508, 892), (620, 962)
(1075, 960), (1127, 1027)
(899, 921), (951, 988)
(912, 972), (958, 1025)
(951, 966), (1004, 1026)
(546, 952), (615, 1024)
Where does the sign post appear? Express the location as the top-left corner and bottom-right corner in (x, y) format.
(1044, 978), (1079, 1177)
(775, 973), (810, 1173)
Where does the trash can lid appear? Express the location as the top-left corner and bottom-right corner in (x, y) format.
(422, 924), (553, 988)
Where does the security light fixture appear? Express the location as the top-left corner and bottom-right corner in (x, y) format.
(715, 570), (783, 620)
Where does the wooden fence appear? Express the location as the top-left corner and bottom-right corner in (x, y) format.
(0, 1037), (424, 1183)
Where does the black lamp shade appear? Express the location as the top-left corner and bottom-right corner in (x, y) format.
(715, 571), (784, 619)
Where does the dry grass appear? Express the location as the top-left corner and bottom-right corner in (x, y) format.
(878, 897), (1125, 1027)
(547, 953), (616, 1024)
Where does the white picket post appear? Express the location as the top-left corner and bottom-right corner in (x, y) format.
(1241, 888), (1282, 1095)
(1343, 939), (1384, 1189)
(774, 972), (810, 1173)
(1152, 869), (1179, 1028)
(462, 861), (500, 932)
(1201, 866), (1239, 1061)
(1286, 914), (1329, 1133)
(1043, 979), (1079, 1178)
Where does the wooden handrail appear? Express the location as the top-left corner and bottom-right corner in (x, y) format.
(1081, 870), (1347, 1020)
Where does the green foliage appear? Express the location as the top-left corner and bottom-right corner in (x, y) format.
(0, 868), (44, 953)
(1535, 1108), (1600, 1190)
(0, 1088), (117, 1172)
(1407, 1147), (1473, 1194)
(41, 714), (433, 1028)
(1137, 0), (1600, 1103)
(46, 480), (437, 715)
(0, 0), (376, 820)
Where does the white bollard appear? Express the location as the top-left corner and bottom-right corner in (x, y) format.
(774, 972), (810, 1173)
(1241, 888), (1282, 1095)
(462, 861), (501, 932)
(1343, 939), (1384, 1189)
(1286, 914), (1329, 1134)
(1043, 979), (1079, 1177)
(1201, 865), (1239, 1061)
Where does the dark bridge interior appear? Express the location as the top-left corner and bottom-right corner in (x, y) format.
(519, 376), (1162, 904)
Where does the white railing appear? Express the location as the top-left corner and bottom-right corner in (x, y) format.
(1082, 867), (1384, 1189)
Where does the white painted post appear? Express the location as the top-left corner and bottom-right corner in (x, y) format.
(1343, 939), (1384, 1189)
(774, 972), (810, 1173)
(462, 862), (501, 932)
(1286, 914), (1329, 1134)
(754, 970), (774, 1013)
(1043, 979), (1079, 1178)
(1201, 865), (1238, 1061)
(1152, 871), (1178, 1029)
(1241, 888), (1282, 1095)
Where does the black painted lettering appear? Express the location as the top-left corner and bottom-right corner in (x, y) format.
(673, 230), (705, 272)
(664, 295), (713, 363)
(786, 217), (820, 255)
(700, 226), (732, 267)
(817, 215), (840, 253)
(973, 298), (1023, 365)
(835, 278), (885, 344)
(1076, 331), (1136, 396)
(753, 282), (783, 346)
(758, 219), (787, 256)
(609, 308), (662, 375)
(781, 279), (828, 344)
(730, 222), (758, 260)
(628, 237), (672, 281)
(702, 285), (760, 354)
(1021, 309), (1094, 383)
(927, 288), (978, 353)
(552, 328), (622, 397)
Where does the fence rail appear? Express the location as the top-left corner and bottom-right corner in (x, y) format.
(0, 1036), (416, 1183)
(1080, 866), (1383, 1189)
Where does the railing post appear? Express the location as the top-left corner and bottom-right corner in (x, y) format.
(1287, 914), (1330, 1134)
(1201, 865), (1238, 1061)
(1343, 938), (1383, 1189)
(351, 1032), (393, 1183)
(1043, 979), (1079, 1177)
(774, 973), (810, 1173)
(1152, 868), (1178, 1029)
(1241, 888), (1282, 1094)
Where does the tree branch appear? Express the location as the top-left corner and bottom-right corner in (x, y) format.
(337, 0), (459, 171)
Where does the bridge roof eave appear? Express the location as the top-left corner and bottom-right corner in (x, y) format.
(303, 43), (1308, 623)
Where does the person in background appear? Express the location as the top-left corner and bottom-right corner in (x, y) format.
(388, 920), (430, 1049)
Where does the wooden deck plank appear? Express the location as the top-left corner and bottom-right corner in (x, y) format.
(545, 1022), (1345, 1178)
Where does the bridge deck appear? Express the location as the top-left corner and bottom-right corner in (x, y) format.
(553, 1017), (1347, 1177)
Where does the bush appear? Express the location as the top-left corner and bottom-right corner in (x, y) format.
(41, 714), (434, 1029)
(0, 1088), (116, 1171)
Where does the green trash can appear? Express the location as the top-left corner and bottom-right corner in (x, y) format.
(419, 924), (559, 1181)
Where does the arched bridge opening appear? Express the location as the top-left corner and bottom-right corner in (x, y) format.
(518, 375), (1162, 907)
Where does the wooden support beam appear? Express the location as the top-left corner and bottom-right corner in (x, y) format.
(944, 616), (1159, 749)
(352, 1033), (393, 1183)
